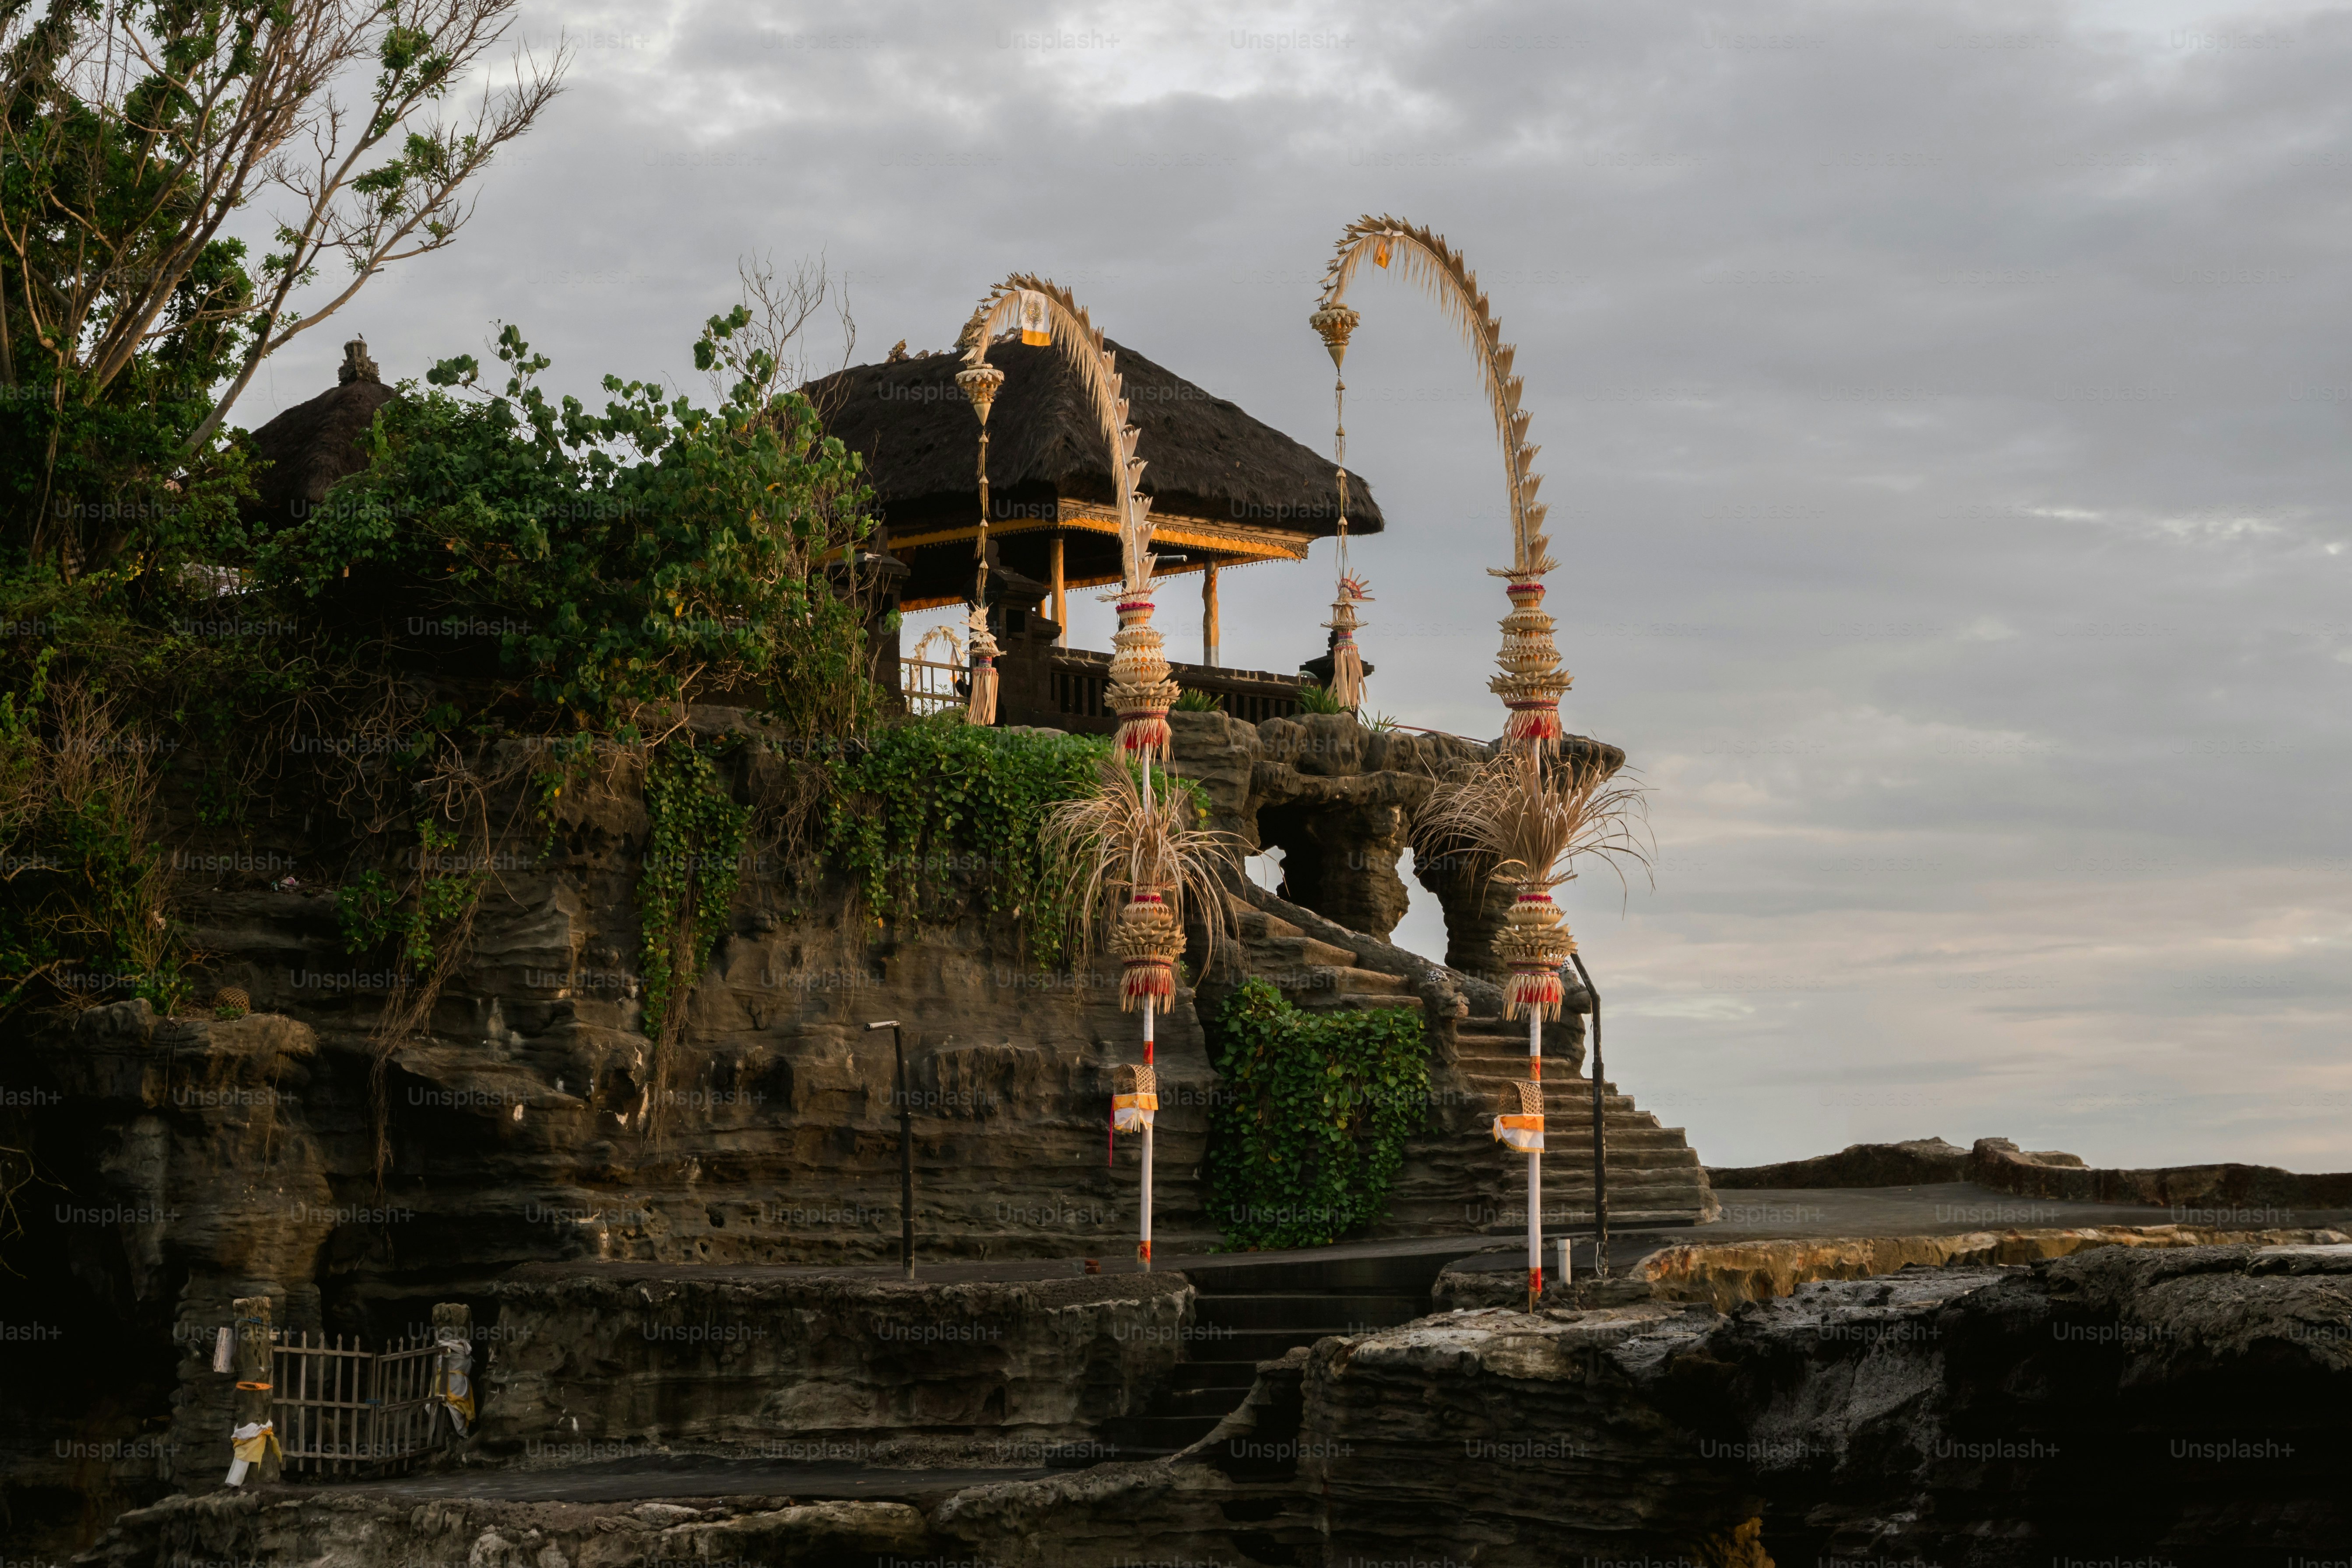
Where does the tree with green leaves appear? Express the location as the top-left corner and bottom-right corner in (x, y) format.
(253, 302), (884, 733)
(0, 0), (567, 574)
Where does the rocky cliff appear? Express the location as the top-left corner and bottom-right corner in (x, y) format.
(0, 705), (1708, 1556)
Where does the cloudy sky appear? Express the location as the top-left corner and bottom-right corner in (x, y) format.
(243, 0), (2352, 1172)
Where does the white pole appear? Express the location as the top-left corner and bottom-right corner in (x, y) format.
(1527, 1005), (1542, 1308)
(1141, 1001), (1155, 1271)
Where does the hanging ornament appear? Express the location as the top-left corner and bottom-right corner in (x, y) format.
(1492, 1078), (1545, 1154)
(1325, 572), (1371, 711)
(1308, 303), (1368, 708)
(1017, 289), (1052, 346)
(1309, 304), (1359, 371)
(955, 361), (1007, 726)
(965, 603), (1000, 726)
(1112, 1061), (1159, 1133)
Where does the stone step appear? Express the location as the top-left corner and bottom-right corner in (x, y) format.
(1165, 1361), (1264, 1393)
(1099, 1413), (1224, 1459)
(1155, 1385), (1265, 1420)
(1414, 1121), (1697, 1151)
(1246, 932), (1362, 970)
(1230, 902), (1308, 944)
(1268, 964), (1409, 997)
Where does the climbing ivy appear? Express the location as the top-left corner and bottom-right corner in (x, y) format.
(817, 716), (1111, 970)
(336, 820), (487, 970)
(1206, 979), (1430, 1250)
(638, 738), (751, 1042)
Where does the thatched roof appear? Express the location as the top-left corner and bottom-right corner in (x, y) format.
(809, 337), (1384, 538)
(241, 368), (395, 528)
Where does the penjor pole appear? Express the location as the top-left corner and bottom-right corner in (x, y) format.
(1527, 1000), (1541, 1309)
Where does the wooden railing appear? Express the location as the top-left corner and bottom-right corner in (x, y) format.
(901, 655), (965, 716)
(1039, 650), (1305, 730)
(899, 638), (1308, 730)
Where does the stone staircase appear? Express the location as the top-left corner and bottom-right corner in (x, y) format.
(1220, 894), (1717, 1235)
(1230, 899), (1425, 1017)
(1389, 1015), (1718, 1232)
(1094, 1249), (1453, 1461)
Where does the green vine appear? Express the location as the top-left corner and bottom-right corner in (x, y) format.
(336, 819), (488, 969)
(817, 715), (1109, 970)
(639, 738), (750, 1042)
(1206, 979), (1430, 1250)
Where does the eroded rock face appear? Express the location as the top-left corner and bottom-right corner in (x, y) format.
(479, 1270), (1195, 1454)
(1169, 710), (1625, 965)
(1657, 1244), (2352, 1558)
(1967, 1135), (2352, 1211)
(1635, 1223), (2351, 1311)
(1708, 1136), (1971, 1189)
(943, 1244), (2352, 1564)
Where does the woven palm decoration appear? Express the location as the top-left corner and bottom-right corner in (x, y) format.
(1492, 575), (1572, 750)
(1043, 757), (1240, 1017)
(1309, 304), (1369, 710)
(1417, 748), (1649, 1020)
(1112, 1061), (1159, 1133)
(1493, 1078), (1544, 1153)
(1312, 216), (1566, 746)
(1324, 572), (1372, 711)
(1496, 889), (1578, 1020)
(1108, 589), (1180, 763)
(965, 602), (1000, 726)
(213, 986), (251, 1018)
(954, 359), (1006, 726)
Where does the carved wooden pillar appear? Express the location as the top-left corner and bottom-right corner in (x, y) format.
(1049, 533), (1067, 648)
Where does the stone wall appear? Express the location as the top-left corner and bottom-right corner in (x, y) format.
(478, 1268), (1194, 1457)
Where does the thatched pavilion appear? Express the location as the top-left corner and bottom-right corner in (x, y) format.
(812, 337), (1383, 720)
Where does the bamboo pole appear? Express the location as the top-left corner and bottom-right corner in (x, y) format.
(1527, 1007), (1542, 1311)
(1141, 1001), (1155, 1271)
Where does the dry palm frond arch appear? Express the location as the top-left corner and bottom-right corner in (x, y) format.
(957, 275), (1178, 760)
(910, 624), (965, 665)
(1312, 215), (1570, 748)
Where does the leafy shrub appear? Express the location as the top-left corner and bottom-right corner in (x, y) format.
(252, 316), (881, 730)
(1294, 683), (1347, 715)
(1206, 979), (1429, 1249)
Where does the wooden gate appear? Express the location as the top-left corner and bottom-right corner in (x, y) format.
(271, 1330), (449, 1475)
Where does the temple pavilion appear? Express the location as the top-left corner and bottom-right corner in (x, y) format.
(812, 337), (1383, 725)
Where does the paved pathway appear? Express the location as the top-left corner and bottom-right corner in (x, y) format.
(285, 1456), (1050, 1505)
(514, 1182), (2351, 1286)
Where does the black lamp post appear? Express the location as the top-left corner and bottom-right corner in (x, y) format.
(1569, 954), (1607, 1278)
